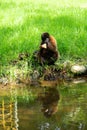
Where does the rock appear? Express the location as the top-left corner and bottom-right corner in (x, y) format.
(71, 65), (87, 74)
(0, 77), (8, 85)
(31, 70), (40, 80)
(0, 78), (3, 84)
(44, 73), (56, 81)
(72, 79), (86, 84)
(63, 60), (72, 68)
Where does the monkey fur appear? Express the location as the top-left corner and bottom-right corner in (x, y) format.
(37, 32), (59, 65)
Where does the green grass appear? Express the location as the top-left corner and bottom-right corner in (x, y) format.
(0, 0), (87, 65)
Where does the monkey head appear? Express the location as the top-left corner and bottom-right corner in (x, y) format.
(41, 32), (50, 42)
(40, 32), (50, 49)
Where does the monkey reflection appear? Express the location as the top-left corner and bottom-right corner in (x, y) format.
(38, 87), (60, 117)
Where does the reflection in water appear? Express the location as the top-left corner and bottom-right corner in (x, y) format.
(38, 87), (60, 117)
(0, 82), (87, 130)
(0, 100), (18, 130)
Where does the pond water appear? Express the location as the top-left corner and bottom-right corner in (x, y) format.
(0, 81), (87, 130)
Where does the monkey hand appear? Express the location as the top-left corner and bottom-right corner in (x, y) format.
(41, 43), (47, 49)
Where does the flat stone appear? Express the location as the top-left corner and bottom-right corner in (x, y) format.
(72, 79), (86, 84)
(71, 65), (87, 74)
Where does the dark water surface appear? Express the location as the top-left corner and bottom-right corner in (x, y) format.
(0, 81), (87, 130)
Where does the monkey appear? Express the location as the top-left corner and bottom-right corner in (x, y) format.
(37, 32), (59, 65)
(38, 87), (60, 117)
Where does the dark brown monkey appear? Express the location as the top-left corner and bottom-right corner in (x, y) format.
(37, 32), (59, 65)
(38, 87), (60, 117)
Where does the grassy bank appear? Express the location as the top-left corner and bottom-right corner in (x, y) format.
(0, 0), (87, 65)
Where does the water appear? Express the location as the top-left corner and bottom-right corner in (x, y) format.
(0, 81), (87, 130)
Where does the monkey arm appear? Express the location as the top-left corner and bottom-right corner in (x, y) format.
(47, 36), (57, 52)
(47, 42), (57, 52)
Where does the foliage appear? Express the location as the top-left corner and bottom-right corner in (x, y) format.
(0, 0), (87, 65)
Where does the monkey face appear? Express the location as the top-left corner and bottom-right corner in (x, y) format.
(41, 32), (50, 42)
(41, 32), (50, 49)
